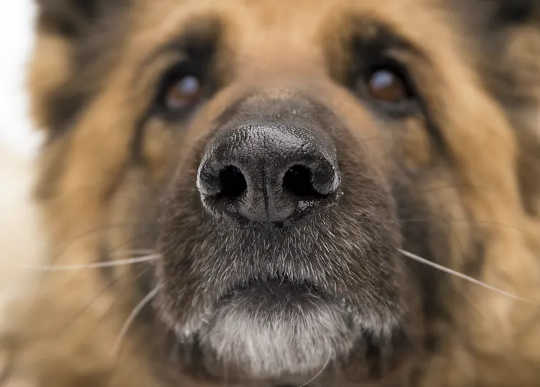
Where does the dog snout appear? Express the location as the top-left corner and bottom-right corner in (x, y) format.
(197, 121), (341, 223)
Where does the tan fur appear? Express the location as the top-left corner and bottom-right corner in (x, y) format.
(6, 1), (540, 386)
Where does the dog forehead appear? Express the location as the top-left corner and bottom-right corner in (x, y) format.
(130, 0), (446, 51)
(133, 0), (440, 17)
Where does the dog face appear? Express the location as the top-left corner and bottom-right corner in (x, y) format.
(20, 0), (540, 386)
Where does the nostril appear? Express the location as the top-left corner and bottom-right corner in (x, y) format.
(283, 165), (323, 199)
(198, 125), (340, 222)
(219, 165), (247, 199)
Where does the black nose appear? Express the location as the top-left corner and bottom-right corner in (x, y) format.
(197, 125), (341, 223)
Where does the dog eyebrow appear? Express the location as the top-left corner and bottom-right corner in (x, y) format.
(347, 17), (424, 58)
(322, 13), (428, 89)
(136, 16), (223, 79)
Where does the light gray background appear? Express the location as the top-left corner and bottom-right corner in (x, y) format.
(0, 1), (44, 356)
(0, 1), (40, 155)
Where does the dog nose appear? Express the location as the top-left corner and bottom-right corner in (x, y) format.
(197, 125), (340, 223)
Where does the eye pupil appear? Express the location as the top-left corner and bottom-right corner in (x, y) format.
(178, 76), (200, 95)
(367, 69), (408, 103)
(166, 75), (201, 110)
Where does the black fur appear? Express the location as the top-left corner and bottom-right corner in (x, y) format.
(152, 95), (423, 384)
(492, 0), (538, 25)
(33, 2), (534, 385)
(36, 0), (131, 135)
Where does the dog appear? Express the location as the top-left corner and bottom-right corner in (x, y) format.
(4, 0), (540, 386)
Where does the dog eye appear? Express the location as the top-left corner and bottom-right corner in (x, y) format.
(156, 63), (206, 117)
(165, 75), (202, 110)
(366, 68), (411, 103)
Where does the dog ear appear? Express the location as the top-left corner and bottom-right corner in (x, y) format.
(36, 0), (123, 38)
(30, 0), (129, 134)
(490, 0), (539, 26)
(481, 0), (540, 216)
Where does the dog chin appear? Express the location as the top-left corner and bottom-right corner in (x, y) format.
(180, 281), (359, 381)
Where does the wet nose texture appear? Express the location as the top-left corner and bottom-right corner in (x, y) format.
(197, 124), (341, 224)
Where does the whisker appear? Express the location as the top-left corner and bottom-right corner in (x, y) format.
(300, 353), (331, 387)
(112, 284), (162, 356)
(398, 249), (536, 304)
(110, 249), (155, 257)
(7, 253), (161, 272)
(47, 225), (159, 265)
(400, 216), (529, 234)
(61, 266), (152, 333)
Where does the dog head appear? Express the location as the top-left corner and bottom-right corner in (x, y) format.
(28, 0), (540, 385)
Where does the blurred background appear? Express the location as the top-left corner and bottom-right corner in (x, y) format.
(0, 1), (40, 156)
(0, 1), (44, 337)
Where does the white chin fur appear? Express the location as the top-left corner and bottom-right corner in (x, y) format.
(199, 297), (356, 380)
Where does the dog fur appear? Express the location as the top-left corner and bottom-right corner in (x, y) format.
(3, 1), (540, 386)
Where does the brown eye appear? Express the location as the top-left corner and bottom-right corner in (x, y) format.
(165, 75), (202, 111)
(367, 69), (409, 103)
